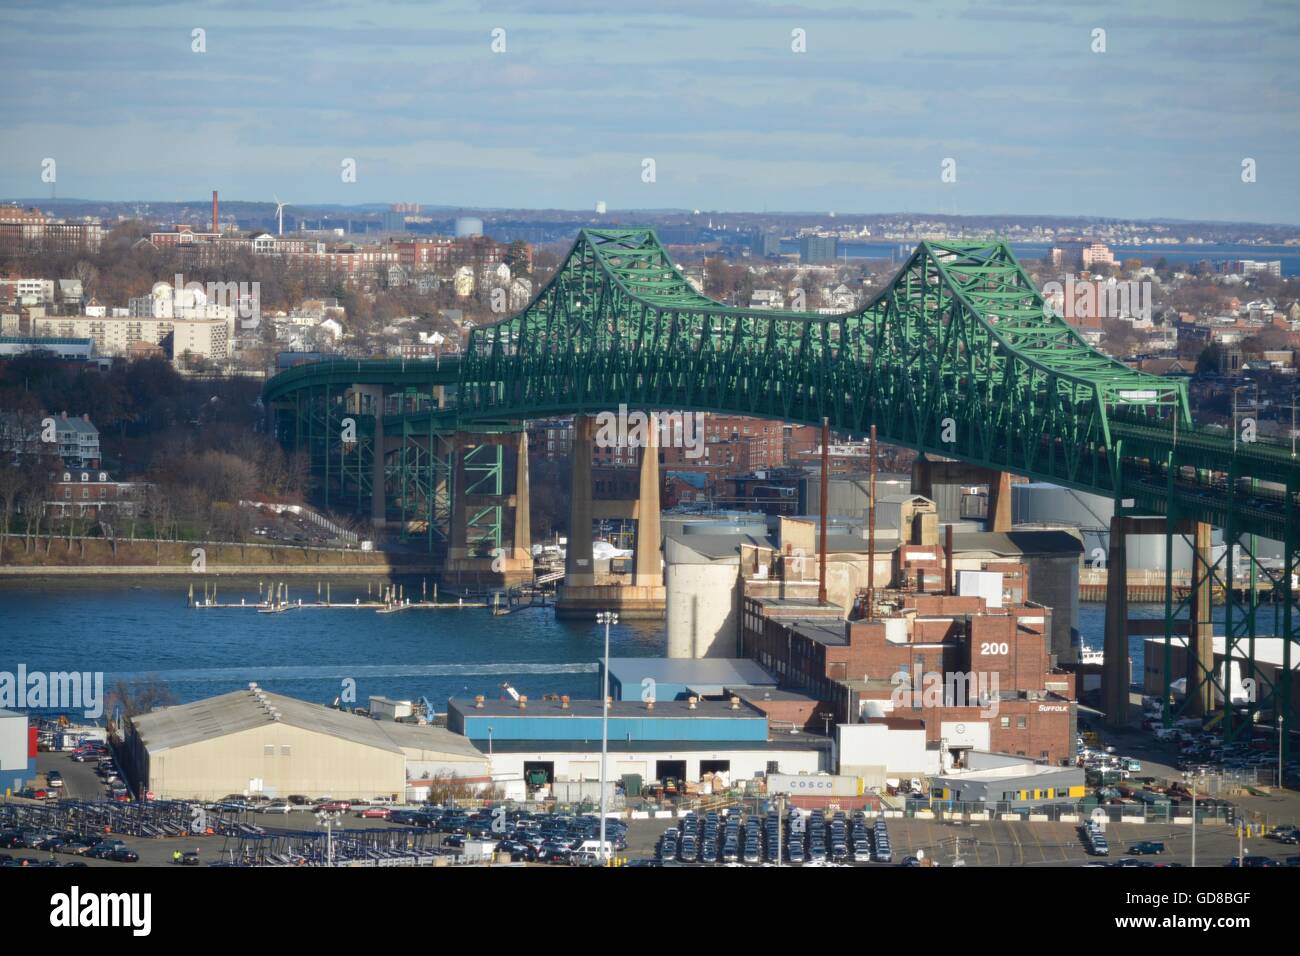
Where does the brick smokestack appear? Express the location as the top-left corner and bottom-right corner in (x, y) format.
(212, 190), (219, 234)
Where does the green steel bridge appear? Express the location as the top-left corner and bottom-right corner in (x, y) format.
(264, 228), (1298, 756)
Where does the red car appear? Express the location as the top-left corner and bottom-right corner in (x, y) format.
(317, 801), (352, 813)
(358, 807), (391, 819)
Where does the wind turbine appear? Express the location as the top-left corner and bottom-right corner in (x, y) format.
(273, 196), (288, 236)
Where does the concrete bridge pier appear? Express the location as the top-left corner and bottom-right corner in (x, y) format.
(564, 416), (596, 588)
(910, 455), (1012, 532)
(557, 414), (666, 619)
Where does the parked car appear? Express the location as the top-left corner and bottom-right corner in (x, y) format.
(1128, 841), (1166, 855)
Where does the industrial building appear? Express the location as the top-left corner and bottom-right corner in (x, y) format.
(731, 524), (1081, 768)
(929, 753), (1087, 808)
(600, 657), (776, 702)
(663, 502), (1083, 663)
(446, 694), (826, 800)
(0, 708), (33, 794)
(125, 686), (487, 801)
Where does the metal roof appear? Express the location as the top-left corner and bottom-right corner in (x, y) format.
(451, 695), (767, 720)
(467, 736), (829, 754)
(604, 657), (776, 688)
(130, 688), (482, 758)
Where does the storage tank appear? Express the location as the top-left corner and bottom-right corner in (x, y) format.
(1010, 482), (1245, 573)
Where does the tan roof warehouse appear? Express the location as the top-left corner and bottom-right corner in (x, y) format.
(125, 686), (486, 801)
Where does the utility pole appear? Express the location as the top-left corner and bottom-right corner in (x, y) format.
(596, 610), (618, 864)
(776, 793), (784, 868)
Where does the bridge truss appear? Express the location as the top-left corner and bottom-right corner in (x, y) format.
(267, 229), (1298, 768)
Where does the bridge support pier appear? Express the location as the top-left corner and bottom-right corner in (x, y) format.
(558, 414), (665, 619)
(564, 416), (596, 589)
(1102, 514), (1130, 728)
(987, 471), (1013, 533)
(1186, 521), (1215, 717)
(910, 455), (1012, 531)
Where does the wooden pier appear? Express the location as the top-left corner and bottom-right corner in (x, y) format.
(187, 579), (507, 614)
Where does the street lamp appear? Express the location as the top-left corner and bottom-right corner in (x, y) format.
(595, 610), (618, 864)
(1182, 770), (1200, 868)
(315, 809), (341, 866)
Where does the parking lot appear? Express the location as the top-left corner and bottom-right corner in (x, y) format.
(9, 739), (1299, 868)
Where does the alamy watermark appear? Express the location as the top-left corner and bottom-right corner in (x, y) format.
(170, 273), (261, 329)
(0, 665), (104, 718)
(891, 669), (1000, 718)
(1042, 275), (1152, 323)
(594, 405), (705, 459)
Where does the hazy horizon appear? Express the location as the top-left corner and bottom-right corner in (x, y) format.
(3, 0), (1298, 222)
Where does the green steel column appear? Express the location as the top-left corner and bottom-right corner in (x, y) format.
(1103, 513), (1130, 728)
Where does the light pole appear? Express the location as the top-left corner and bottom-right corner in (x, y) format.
(596, 610), (618, 864)
(315, 809), (341, 866)
(1183, 771), (1199, 868)
(776, 792), (785, 868)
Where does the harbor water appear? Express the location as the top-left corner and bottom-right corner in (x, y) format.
(0, 578), (1264, 710)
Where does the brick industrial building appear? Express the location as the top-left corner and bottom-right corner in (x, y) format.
(739, 548), (1078, 766)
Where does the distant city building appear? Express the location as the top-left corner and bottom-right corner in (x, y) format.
(751, 231), (782, 257)
(0, 410), (100, 468)
(0, 335), (95, 361)
(1229, 259), (1282, 277)
(48, 468), (146, 519)
(799, 235), (838, 264)
(0, 278), (56, 305)
(0, 206), (102, 255)
(749, 289), (784, 310)
(1081, 242), (1116, 269)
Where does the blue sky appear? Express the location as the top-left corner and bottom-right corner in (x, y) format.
(1, 0), (1297, 222)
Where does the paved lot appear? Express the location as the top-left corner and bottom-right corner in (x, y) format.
(620, 815), (1290, 867)
(6, 808), (1290, 868)
(16, 747), (1300, 869)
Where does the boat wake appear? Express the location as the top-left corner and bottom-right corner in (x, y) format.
(111, 662), (600, 682)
